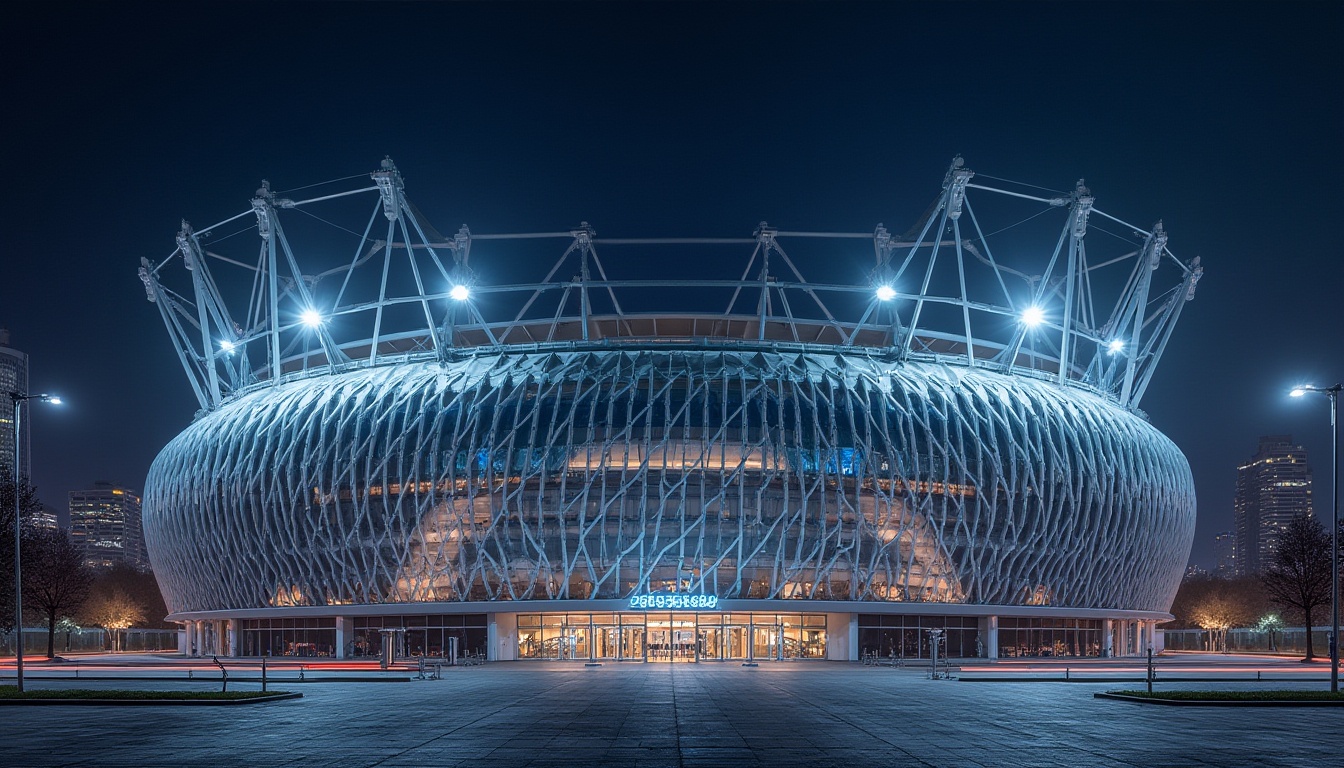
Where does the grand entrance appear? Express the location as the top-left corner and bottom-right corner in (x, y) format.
(646, 614), (697, 662)
(516, 612), (828, 662)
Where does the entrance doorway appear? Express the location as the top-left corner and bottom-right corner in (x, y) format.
(645, 614), (697, 662)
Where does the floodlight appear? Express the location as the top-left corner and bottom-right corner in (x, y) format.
(1107, 339), (1124, 354)
(300, 309), (323, 328)
(220, 339), (236, 353)
(450, 284), (471, 302)
(1021, 306), (1045, 327)
(875, 285), (896, 302)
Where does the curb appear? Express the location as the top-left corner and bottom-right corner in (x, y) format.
(1093, 692), (1344, 707)
(0, 692), (303, 706)
(5, 675), (410, 683)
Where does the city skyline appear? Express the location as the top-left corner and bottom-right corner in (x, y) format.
(3, 3), (1341, 572)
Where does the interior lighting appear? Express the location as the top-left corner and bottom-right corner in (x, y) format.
(450, 284), (471, 302)
(300, 309), (323, 328)
(875, 285), (897, 302)
(1021, 306), (1045, 327)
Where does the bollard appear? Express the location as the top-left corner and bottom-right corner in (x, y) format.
(1146, 647), (1154, 694)
(261, 657), (268, 692)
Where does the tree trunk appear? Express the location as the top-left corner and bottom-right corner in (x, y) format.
(46, 613), (57, 659)
(1303, 607), (1315, 661)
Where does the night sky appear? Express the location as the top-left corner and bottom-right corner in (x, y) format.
(4, 2), (1341, 569)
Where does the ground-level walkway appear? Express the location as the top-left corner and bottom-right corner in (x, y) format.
(1, 661), (1341, 767)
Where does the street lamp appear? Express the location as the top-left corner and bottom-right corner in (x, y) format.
(7, 391), (61, 693)
(1291, 383), (1341, 693)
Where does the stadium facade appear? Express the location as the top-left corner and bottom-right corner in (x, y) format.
(140, 158), (1202, 662)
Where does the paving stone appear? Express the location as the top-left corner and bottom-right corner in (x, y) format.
(2, 663), (1343, 766)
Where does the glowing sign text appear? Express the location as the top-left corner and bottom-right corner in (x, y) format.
(628, 593), (719, 610)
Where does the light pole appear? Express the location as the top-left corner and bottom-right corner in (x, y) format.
(1291, 383), (1341, 693)
(7, 390), (61, 693)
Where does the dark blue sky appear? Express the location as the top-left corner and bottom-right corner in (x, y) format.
(3, 2), (1341, 567)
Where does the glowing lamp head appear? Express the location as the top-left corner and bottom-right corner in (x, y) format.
(300, 309), (324, 328)
(1021, 306), (1045, 328)
(1290, 387), (1307, 398)
(1107, 339), (1125, 355)
(450, 284), (471, 302)
(875, 285), (896, 302)
(47, 396), (62, 406)
(219, 339), (236, 354)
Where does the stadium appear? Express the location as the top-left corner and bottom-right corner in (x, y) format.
(139, 158), (1201, 663)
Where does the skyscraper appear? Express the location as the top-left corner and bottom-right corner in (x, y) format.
(1233, 436), (1313, 576)
(69, 482), (148, 571)
(0, 328), (30, 480)
(32, 503), (61, 531)
(1213, 530), (1235, 577)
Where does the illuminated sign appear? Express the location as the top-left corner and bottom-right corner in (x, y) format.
(628, 593), (719, 610)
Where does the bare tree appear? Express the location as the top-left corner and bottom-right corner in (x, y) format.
(0, 465), (46, 634)
(88, 562), (170, 629)
(1190, 590), (1253, 652)
(81, 585), (146, 652)
(1261, 515), (1333, 661)
(22, 527), (94, 659)
(1169, 575), (1266, 630)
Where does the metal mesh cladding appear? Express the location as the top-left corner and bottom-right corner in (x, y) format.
(143, 349), (1195, 614)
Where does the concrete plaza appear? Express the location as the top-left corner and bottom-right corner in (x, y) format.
(2, 660), (1341, 767)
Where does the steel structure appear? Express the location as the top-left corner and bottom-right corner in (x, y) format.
(140, 158), (1200, 635)
(139, 157), (1202, 415)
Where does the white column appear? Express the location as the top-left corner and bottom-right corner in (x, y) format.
(1102, 619), (1114, 657)
(227, 619), (239, 657)
(491, 613), (518, 661)
(825, 613), (856, 660)
(986, 615), (999, 660)
(187, 621), (199, 657)
(335, 617), (349, 659)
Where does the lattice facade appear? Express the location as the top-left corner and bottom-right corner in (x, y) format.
(143, 349), (1195, 616)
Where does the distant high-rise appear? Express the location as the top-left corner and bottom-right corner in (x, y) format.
(1213, 530), (1235, 577)
(0, 328), (30, 480)
(32, 502), (60, 531)
(69, 482), (148, 571)
(1233, 436), (1313, 576)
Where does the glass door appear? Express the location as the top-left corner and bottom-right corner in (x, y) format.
(725, 625), (749, 659)
(594, 626), (619, 659)
(672, 614), (696, 661)
(752, 621), (781, 660)
(648, 622), (671, 661)
(620, 624), (646, 661)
